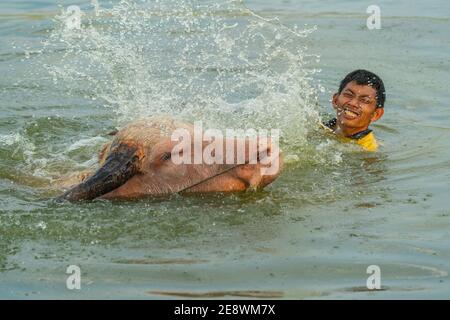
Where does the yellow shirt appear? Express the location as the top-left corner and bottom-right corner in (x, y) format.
(321, 118), (378, 152)
(338, 131), (378, 152)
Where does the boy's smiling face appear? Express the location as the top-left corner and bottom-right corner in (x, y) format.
(332, 81), (384, 136)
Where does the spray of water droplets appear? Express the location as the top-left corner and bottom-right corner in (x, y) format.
(42, 0), (322, 152)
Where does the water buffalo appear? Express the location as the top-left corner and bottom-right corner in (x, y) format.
(57, 117), (282, 201)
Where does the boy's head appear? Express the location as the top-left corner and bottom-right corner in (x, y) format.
(332, 69), (385, 134)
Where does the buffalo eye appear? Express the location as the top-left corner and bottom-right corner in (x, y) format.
(161, 152), (172, 161)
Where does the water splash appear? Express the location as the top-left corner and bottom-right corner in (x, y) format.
(43, 0), (321, 154)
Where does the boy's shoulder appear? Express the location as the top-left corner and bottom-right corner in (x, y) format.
(355, 131), (378, 152)
(321, 118), (378, 152)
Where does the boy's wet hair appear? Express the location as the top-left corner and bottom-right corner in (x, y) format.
(338, 69), (386, 108)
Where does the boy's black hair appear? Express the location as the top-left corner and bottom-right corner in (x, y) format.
(338, 69), (386, 108)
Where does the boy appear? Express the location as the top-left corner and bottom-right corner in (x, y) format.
(323, 69), (385, 151)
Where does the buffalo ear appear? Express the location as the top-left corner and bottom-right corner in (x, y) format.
(107, 128), (119, 136)
(98, 142), (111, 164)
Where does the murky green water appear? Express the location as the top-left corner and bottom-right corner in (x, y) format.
(1, 0), (449, 299)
